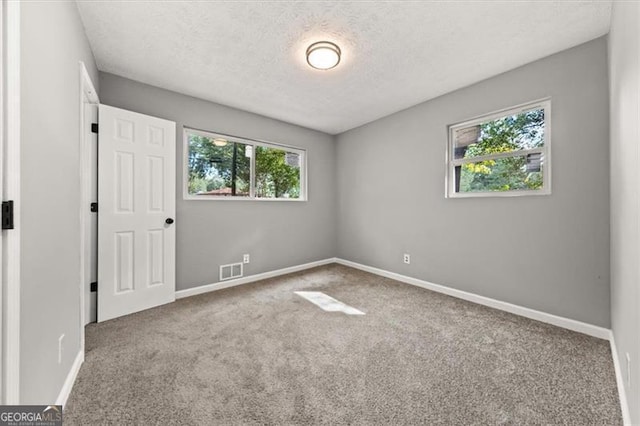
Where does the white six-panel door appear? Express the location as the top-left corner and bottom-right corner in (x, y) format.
(98, 105), (176, 322)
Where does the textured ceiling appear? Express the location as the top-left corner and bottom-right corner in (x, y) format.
(76, 1), (611, 135)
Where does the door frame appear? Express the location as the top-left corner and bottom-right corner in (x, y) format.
(78, 62), (99, 353)
(2, 0), (21, 404)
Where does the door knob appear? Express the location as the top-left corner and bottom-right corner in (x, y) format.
(165, 218), (174, 225)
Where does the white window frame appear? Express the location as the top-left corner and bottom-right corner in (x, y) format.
(183, 127), (307, 201)
(446, 98), (552, 198)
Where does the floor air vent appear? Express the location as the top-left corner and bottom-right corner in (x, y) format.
(220, 262), (243, 281)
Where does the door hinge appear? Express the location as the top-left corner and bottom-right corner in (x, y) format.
(2, 200), (14, 230)
(90, 282), (97, 292)
(90, 202), (98, 213)
(91, 123), (99, 134)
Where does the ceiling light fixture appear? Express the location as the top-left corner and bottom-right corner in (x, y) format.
(212, 138), (228, 147)
(306, 41), (341, 70)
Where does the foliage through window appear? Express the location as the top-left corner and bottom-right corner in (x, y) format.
(185, 129), (305, 200)
(447, 100), (550, 197)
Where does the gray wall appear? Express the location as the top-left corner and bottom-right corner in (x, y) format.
(609, 2), (640, 423)
(98, 73), (337, 292)
(20, 2), (99, 403)
(336, 38), (610, 327)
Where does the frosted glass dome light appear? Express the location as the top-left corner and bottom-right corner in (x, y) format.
(306, 41), (341, 70)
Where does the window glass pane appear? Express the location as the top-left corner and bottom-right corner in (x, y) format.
(454, 108), (545, 160)
(456, 153), (544, 193)
(187, 133), (251, 197)
(255, 145), (301, 199)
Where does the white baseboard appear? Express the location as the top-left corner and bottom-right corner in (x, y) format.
(334, 258), (611, 340)
(56, 350), (84, 407)
(175, 258), (337, 299)
(177, 256), (610, 340)
(609, 332), (631, 425)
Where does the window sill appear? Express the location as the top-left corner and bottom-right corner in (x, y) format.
(446, 189), (551, 199)
(183, 195), (308, 202)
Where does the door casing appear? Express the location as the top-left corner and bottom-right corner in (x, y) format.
(79, 62), (99, 339)
(1, 0), (21, 404)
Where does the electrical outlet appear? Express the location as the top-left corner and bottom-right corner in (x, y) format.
(243, 254), (250, 264)
(403, 253), (410, 264)
(58, 334), (65, 364)
(626, 352), (631, 388)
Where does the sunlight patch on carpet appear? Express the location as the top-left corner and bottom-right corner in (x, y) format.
(295, 291), (365, 315)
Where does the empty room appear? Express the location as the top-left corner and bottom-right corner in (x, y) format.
(0, 0), (638, 424)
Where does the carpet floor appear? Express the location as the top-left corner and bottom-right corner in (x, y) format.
(64, 264), (621, 425)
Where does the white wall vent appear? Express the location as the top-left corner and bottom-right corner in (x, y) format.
(220, 262), (243, 281)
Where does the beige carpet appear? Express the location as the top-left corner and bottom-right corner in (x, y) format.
(64, 264), (621, 425)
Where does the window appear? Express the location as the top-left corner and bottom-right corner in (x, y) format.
(446, 99), (551, 198)
(184, 128), (306, 200)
